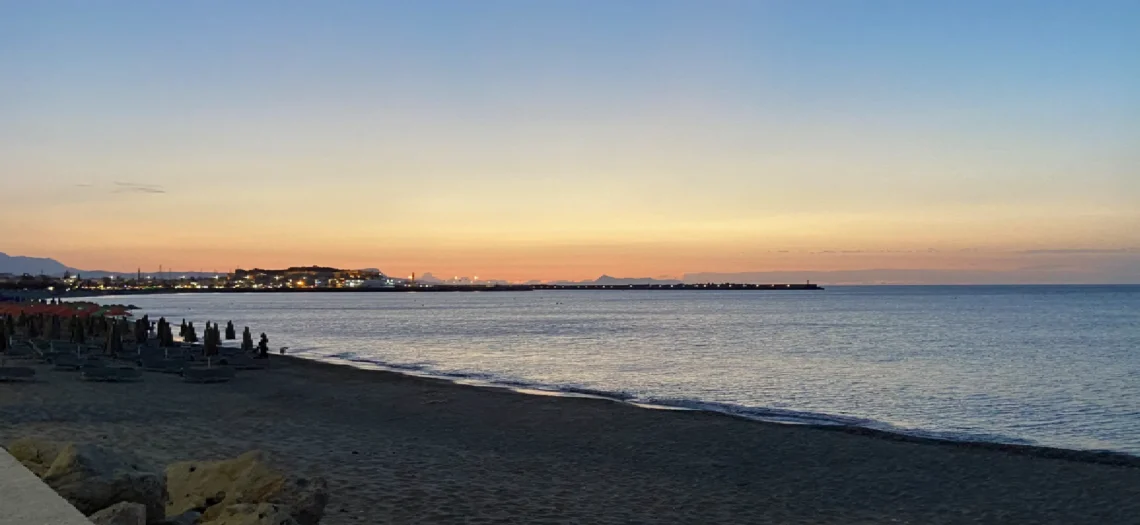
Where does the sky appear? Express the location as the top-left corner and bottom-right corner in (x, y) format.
(1, 1), (1138, 283)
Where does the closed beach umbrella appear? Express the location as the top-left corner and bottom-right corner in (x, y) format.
(179, 320), (187, 338)
(204, 326), (218, 356)
(0, 322), (8, 352)
(241, 327), (254, 353)
(157, 317), (170, 347)
(117, 318), (129, 347)
(73, 317), (86, 345)
(106, 321), (122, 354)
(165, 319), (175, 348)
(225, 321), (236, 340)
(49, 315), (62, 340)
(184, 322), (198, 344)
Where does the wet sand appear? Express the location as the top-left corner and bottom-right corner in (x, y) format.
(2, 355), (1139, 524)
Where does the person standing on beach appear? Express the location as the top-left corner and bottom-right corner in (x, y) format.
(257, 333), (269, 359)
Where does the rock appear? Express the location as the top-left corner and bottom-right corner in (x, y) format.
(201, 504), (297, 525)
(159, 510), (202, 525)
(89, 501), (147, 525)
(8, 438), (166, 522)
(33, 441), (166, 523)
(6, 437), (67, 477)
(166, 451), (327, 525)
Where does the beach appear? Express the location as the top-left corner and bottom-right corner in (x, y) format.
(3, 356), (1140, 525)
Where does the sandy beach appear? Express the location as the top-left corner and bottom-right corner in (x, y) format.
(3, 355), (1139, 525)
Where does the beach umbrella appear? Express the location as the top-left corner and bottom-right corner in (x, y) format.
(241, 327), (254, 353)
(156, 318), (169, 348)
(49, 316), (61, 340)
(72, 316), (86, 345)
(117, 317), (130, 346)
(204, 325), (219, 356)
(184, 322), (198, 344)
(161, 317), (174, 348)
(134, 318), (146, 345)
(105, 320), (122, 355)
(225, 321), (236, 340)
(179, 320), (187, 338)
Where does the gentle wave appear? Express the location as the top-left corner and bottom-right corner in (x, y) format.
(304, 349), (1042, 450)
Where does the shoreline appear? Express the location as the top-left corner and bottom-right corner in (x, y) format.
(4, 352), (1140, 523)
(302, 353), (1140, 465)
(297, 354), (1140, 468)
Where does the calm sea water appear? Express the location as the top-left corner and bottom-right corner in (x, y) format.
(97, 286), (1140, 454)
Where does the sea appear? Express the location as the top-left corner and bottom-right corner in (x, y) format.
(95, 286), (1140, 455)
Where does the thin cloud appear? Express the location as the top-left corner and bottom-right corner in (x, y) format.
(113, 181), (166, 195)
(1021, 248), (1136, 255)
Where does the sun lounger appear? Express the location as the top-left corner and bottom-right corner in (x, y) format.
(82, 356), (107, 368)
(40, 350), (68, 363)
(140, 355), (188, 373)
(3, 346), (37, 360)
(52, 354), (82, 371)
(0, 367), (36, 382)
(81, 366), (143, 382)
(116, 346), (142, 358)
(30, 340), (53, 355)
(181, 367), (236, 383)
(217, 354), (266, 370)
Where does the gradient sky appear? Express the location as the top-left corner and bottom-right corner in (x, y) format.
(2, 1), (1138, 282)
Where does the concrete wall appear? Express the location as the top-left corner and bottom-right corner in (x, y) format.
(0, 449), (90, 525)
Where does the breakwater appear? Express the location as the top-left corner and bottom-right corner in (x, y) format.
(56, 283), (822, 297)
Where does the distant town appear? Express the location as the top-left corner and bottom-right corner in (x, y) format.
(0, 266), (821, 296)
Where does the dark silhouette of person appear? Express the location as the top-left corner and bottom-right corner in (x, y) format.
(257, 333), (269, 358)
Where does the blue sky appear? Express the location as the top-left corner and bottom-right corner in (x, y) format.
(1, 1), (1138, 281)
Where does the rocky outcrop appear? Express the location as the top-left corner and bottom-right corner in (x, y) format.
(5, 438), (166, 523)
(202, 504), (298, 525)
(5, 439), (327, 525)
(89, 501), (147, 525)
(160, 510), (203, 525)
(7, 436), (66, 477)
(165, 451), (327, 525)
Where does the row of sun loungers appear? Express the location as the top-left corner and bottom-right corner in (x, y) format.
(3, 337), (271, 384)
(80, 366), (143, 382)
(183, 367), (237, 383)
(0, 366), (36, 382)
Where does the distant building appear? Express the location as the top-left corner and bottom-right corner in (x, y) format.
(231, 266), (395, 289)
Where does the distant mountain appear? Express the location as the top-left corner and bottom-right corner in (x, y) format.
(0, 252), (226, 279)
(0, 252), (73, 276)
(594, 275), (682, 285)
(414, 272), (445, 284)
